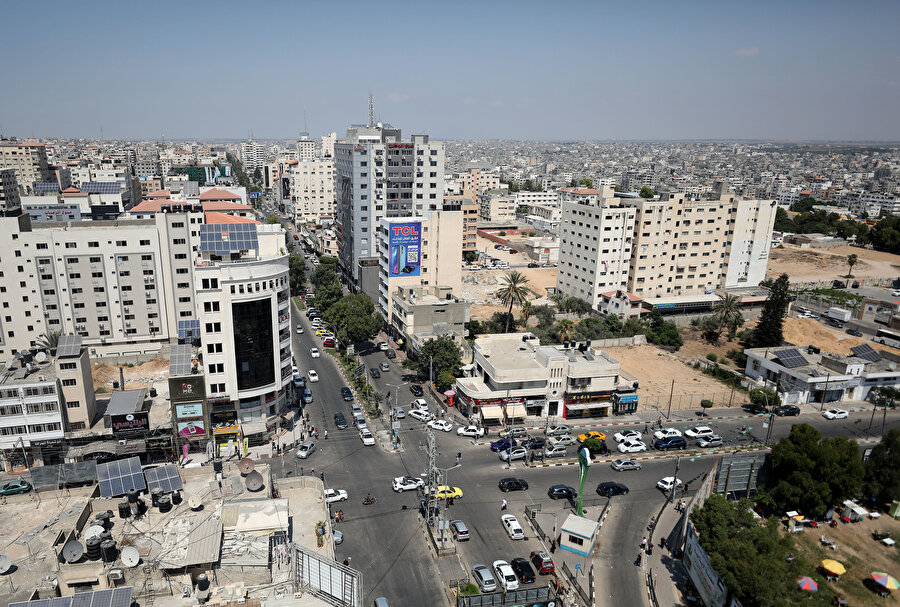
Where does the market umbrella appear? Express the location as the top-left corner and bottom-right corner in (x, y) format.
(796, 577), (818, 592)
(871, 572), (899, 590)
(821, 560), (846, 576)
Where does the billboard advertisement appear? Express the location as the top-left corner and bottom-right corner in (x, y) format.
(211, 410), (239, 435)
(388, 222), (421, 277)
(111, 412), (149, 435)
(175, 402), (204, 419)
(177, 419), (207, 437)
(282, 177), (291, 200)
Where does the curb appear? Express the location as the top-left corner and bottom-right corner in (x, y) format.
(529, 446), (771, 468)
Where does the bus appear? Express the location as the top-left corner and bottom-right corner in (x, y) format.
(873, 328), (900, 348)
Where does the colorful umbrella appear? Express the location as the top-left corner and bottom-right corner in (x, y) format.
(821, 560), (846, 576)
(871, 572), (899, 590)
(796, 576), (818, 592)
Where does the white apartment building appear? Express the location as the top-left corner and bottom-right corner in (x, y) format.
(240, 140), (266, 172)
(724, 198), (778, 288)
(290, 158), (335, 223)
(334, 124), (445, 286)
(556, 186), (636, 308)
(478, 190), (518, 223)
(321, 132), (336, 158)
(0, 142), (53, 195)
(516, 190), (558, 206)
(456, 168), (502, 200)
(296, 134), (317, 160)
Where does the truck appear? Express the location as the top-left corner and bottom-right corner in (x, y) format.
(826, 307), (852, 324)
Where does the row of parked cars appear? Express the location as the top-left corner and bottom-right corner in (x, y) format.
(471, 551), (556, 593)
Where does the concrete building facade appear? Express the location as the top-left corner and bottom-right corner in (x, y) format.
(477, 190), (518, 223)
(290, 158), (335, 223)
(0, 168), (22, 216)
(389, 285), (470, 353)
(0, 142), (53, 195)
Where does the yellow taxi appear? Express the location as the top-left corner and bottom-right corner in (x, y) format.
(577, 430), (606, 443)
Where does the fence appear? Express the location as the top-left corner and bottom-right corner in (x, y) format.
(637, 390), (745, 414)
(560, 560), (592, 607)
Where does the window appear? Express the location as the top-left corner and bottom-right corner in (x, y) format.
(88, 242), (99, 248)
(89, 256), (101, 263)
(116, 241), (127, 247)
(62, 379), (77, 387)
(66, 400), (80, 409)
(141, 254), (152, 261)
(37, 243), (48, 250)
(207, 343), (223, 353)
(59, 362), (77, 370)
(208, 363), (224, 373)
(140, 239), (150, 246)
(173, 238), (186, 245)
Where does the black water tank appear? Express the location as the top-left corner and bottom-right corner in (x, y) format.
(99, 531), (113, 544)
(100, 540), (117, 563)
(149, 387), (157, 397)
(196, 573), (210, 592)
(150, 487), (162, 507)
(212, 458), (223, 473)
(158, 495), (172, 513)
(118, 502), (130, 519)
(94, 511), (112, 529)
(171, 491), (182, 505)
(127, 489), (139, 504)
(86, 536), (102, 561)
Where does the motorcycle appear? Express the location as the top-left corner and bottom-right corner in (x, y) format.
(363, 495), (377, 506)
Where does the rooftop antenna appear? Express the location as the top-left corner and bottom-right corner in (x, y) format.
(368, 92), (375, 128)
(304, 111), (308, 134)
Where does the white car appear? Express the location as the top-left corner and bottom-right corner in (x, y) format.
(823, 408), (849, 420)
(308, 370), (319, 382)
(392, 476), (425, 492)
(378, 341), (389, 351)
(684, 426), (714, 439)
(501, 514), (525, 540)
(409, 408), (434, 422)
(499, 446), (528, 461)
(549, 434), (577, 447)
(359, 428), (376, 445)
(492, 560), (519, 591)
(291, 365), (299, 375)
(427, 419), (453, 432)
(410, 398), (429, 410)
(611, 458), (642, 471)
(310, 348), (320, 358)
(653, 428), (682, 440)
(657, 476), (683, 491)
(545, 425), (572, 436)
(614, 430), (642, 443)
(296, 325), (304, 334)
(617, 439), (648, 454)
(295, 441), (316, 459)
(457, 425), (486, 438)
(324, 488), (348, 503)
(393, 407), (406, 419)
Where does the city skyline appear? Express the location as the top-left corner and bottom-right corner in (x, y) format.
(1, 0), (898, 142)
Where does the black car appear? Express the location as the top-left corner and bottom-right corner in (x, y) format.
(523, 437), (546, 450)
(653, 436), (687, 451)
(743, 403), (768, 414)
(385, 349), (396, 359)
(845, 328), (863, 337)
(410, 384), (424, 397)
(370, 367), (381, 379)
(510, 557), (536, 584)
(775, 404), (800, 416)
(527, 262), (541, 268)
(334, 412), (348, 429)
(596, 481), (629, 497)
(547, 485), (577, 500)
(498, 478), (529, 492)
(340, 387), (353, 401)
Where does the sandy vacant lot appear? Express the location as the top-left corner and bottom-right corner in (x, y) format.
(768, 244), (900, 283)
(92, 358), (170, 393)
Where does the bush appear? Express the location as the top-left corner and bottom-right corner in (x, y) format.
(749, 387), (780, 410)
(726, 348), (748, 367)
(459, 583), (480, 596)
(498, 231), (506, 236)
(705, 353), (718, 362)
(700, 399), (714, 409)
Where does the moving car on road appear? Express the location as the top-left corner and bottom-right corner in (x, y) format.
(340, 387), (353, 401)
(379, 362), (390, 372)
(501, 514), (525, 540)
(308, 370), (319, 382)
(427, 419), (453, 432)
(392, 476), (425, 492)
(410, 384), (424, 396)
(578, 430), (607, 442)
(450, 520), (470, 541)
(359, 428), (376, 445)
(596, 481), (629, 496)
(410, 398), (429, 410)
(823, 408), (848, 420)
(499, 446), (528, 462)
(653, 436), (687, 451)
(457, 425), (485, 438)
(324, 488), (348, 503)
(310, 347), (320, 358)
(775, 405), (800, 416)
(549, 434), (576, 447)
(378, 341), (390, 351)
(409, 409), (433, 422)
(547, 485), (576, 500)
(523, 437), (546, 450)
(333, 412), (348, 430)
(369, 367), (381, 379)
(295, 441), (316, 459)
(498, 478), (529, 492)
(610, 458), (642, 471)
(432, 485), (463, 499)
(657, 477), (683, 491)
(393, 407), (406, 419)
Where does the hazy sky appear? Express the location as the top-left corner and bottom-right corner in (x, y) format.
(2, 0), (899, 141)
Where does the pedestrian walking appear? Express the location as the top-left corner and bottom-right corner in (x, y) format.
(550, 539), (556, 553)
(647, 543), (653, 556)
(501, 499), (508, 511)
(640, 537), (647, 549)
(324, 429), (328, 440)
(530, 451), (535, 464)
(643, 423), (649, 434)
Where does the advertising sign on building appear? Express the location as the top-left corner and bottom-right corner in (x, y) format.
(683, 521), (729, 607)
(111, 412), (149, 435)
(211, 410), (239, 435)
(388, 222), (421, 277)
(177, 420), (207, 437)
(170, 376), (205, 401)
(175, 402), (204, 419)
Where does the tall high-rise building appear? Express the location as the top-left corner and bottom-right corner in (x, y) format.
(290, 158), (335, 223)
(240, 140), (265, 172)
(0, 168), (22, 216)
(334, 124), (445, 287)
(296, 133), (316, 160)
(0, 141), (53, 194)
(321, 132), (336, 158)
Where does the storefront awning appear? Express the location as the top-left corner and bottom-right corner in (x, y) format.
(565, 402), (612, 411)
(241, 421), (267, 436)
(505, 404), (527, 418)
(66, 441), (119, 459)
(480, 405), (503, 420)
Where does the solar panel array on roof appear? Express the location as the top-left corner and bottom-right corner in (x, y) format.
(199, 223), (258, 253)
(81, 181), (120, 194)
(30, 461), (98, 488)
(774, 348), (809, 369)
(35, 182), (60, 193)
(10, 587), (134, 607)
(144, 464), (183, 492)
(850, 343), (882, 362)
(56, 334), (83, 358)
(177, 319), (200, 339)
(169, 344), (193, 376)
(97, 457), (145, 497)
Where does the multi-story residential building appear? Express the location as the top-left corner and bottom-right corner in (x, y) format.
(135, 154), (162, 177)
(334, 124), (445, 287)
(454, 333), (638, 423)
(389, 285), (470, 353)
(321, 132), (336, 158)
(516, 190), (558, 206)
(290, 158), (335, 223)
(240, 140), (265, 172)
(0, 142), (53, 195)
(456, 168), (501, 200)
(0, 168), (22, 216)
(443, 195), (477, 253)
(138, 176), (164, 200)
(296, 134), (316, 160)
(477, 189), (517, 223)
(724, 197), (778, 288)
(556, 186), (636, 308)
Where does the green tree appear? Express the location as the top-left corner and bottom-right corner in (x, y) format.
(489, 311), (518, 333)
(464, 251), (479, 264)
(869, 216), (900, 253)
(863, 429), (900, 507)
(314, 279), (343, 313)
(465, 319), (488, 338)
(577, 178), (594, 189)
(532, 304), (556, 327)
(323, 294), (382, 345)
(699, 316), (723, 343)
(566, 296), (592, 318)
(520, 301), (533, 326)
(712, 294), (744, 337)
(613, 184), (623, 192)
(497, 271), (531, 333)
(639, 186), (654, 198)
(601, 314), (622, 335)
(773, 207), (795, 232)
(35, 330), (62, 351)
(310, 265), (338, 290)
(266, 214), (282, 225)
(252, 167), (262, 183)
(790, 197), (817, 213)
(556, 319), (575, 342)
(288, 254), (306, 295)
(749, 387), (780, 410)
(768, 424), (864, 518)
(644, 310), (682, 350)
(405, 336), (462, 385)
(845, 253), (857, 278)
(581, 437), (607, 455)
(620, 316), (646, 337)
(751, 274), (790, 347)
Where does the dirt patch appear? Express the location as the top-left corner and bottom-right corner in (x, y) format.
(791, 513), (900, 606)
(768, 244), (900, 283)
(782, 317), (900, 355)
(91, 358), (171, 393)
(678, 328), (746, 368)
(461, 267), (557, 306)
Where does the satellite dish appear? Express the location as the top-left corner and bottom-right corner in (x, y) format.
(237, 458), (255, 475)
(120, 546), (140, 568)
(35, 352), (47, 363)
(84, 525), (105, 542)
(245, 470), (264, 492)
(62, 540), (84, 564)
(0, 554), (11, 574)
(187, 494), (202, 510)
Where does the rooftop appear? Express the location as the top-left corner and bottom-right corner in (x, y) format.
(104, 389), (145, 416)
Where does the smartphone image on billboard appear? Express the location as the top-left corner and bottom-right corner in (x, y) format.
(391, 245), (401, 275)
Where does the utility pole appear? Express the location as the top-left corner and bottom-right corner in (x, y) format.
(669, 455), (680, 505)
(666, 379), (675, 419)
(819, 373), (830, 412)
(423, 431), (437, 526)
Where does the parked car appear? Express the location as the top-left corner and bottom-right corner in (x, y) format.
(310, 347), (320, 358)
(530, 551), (555, 575)
(654, 436), (687, 451)
(578, 430), (607, 442)
(450, 520), (470, 541)
(545, 424), (572, 436)
(611, 458), (642, 471)
(295, 441), (316, 459)
(499, 426), (528, 439)
(617, 439), (648, 453)
(547, 485), (576, 500)
(333, 412), (348, 430)
(341, 387), (353, 401)
(393, 407), (406, 419)
(0, 478), (31, 496)
(359, 428), (376, 446)
(653, 428), (682, 440)
(384, 349), (396, 359)
(302, 388), (313, 404)
(491, 438), (518, 452)
(684, 426), (714, 439)
(392, 476), (425, 492)
(499, 446), (528, 462)
(614, 429), (642, 443)
(457, 425), (485, 438)
(369, 368), (381, 379)
(657, 476), (683, 491)
(596, 481), (629, 497)
(410, 398), (429, 410)
(743, 403), (768, 414)
(472, 565), (497, 593)
(378, 342), (389, 351)
(410, 384), (424, 397)
(493, 560), (519, 591)
(498, 477), (529, 492)
(543, 444), (568, 458)
(510, 557), (536, 584)
(549, 434), (576, 447)
(845, 328), (864, 337)
(324, 488), (348, 503)
(501, 514), (525, 540)
(427, 419), (453, 432)
(697, 435), (723, 448)
(823, 408), (849, 420)
(322, 338), (336, 347)
(293, 376), (306, 389)
(775, 404), (800, 416)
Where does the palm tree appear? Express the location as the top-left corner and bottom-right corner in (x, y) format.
(712, 294), (744, 337)
(35, 330), (62, 351)
(556, 319), (575, 343)
(846, 253), (858, 278)
(520, 301), (534, 327)
(498, 271), (531, 333)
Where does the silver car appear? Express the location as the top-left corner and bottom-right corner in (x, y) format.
(472, 564), (497, 592)
(610, 458), (642, 471)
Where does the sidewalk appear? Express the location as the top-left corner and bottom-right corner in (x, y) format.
(645, 498), (691, 606)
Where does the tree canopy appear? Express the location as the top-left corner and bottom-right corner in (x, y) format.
(405, 336), (462, 390)
(288, 254), (306, 295)
(497, 271), (531, 332)
(639, 186), (654, 198)
(751, 274), (790, 347)
(863, 428), (900, 507)
(323, 294), (382, 346)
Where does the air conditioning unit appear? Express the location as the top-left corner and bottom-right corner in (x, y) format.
(39, 375), (47, 382)
(125, 322), (131, 327)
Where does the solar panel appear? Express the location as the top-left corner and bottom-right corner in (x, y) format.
(144, 464), (183, 492)
(30, 461), (98, 488)
(850, 344), (882, 362)
(56, 334), (83, 358)
(177, 319), (201, 339)
(35, 182), (59, 193)
(169, 343), (193, 376)
(97, 457), (145, 497)
(199, 223), (258, 254)
(10, 587), (132, 607)
(774, 348), (809, 369)
(81, 181), (120, 195)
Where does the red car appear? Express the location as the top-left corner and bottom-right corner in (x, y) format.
(530, 550), (555, 575)
(323, 338), (336, 347)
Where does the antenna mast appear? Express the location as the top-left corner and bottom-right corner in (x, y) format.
(368, 93), (375, 127)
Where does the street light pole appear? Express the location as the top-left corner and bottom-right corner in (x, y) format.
(437, 463), (461, 549)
